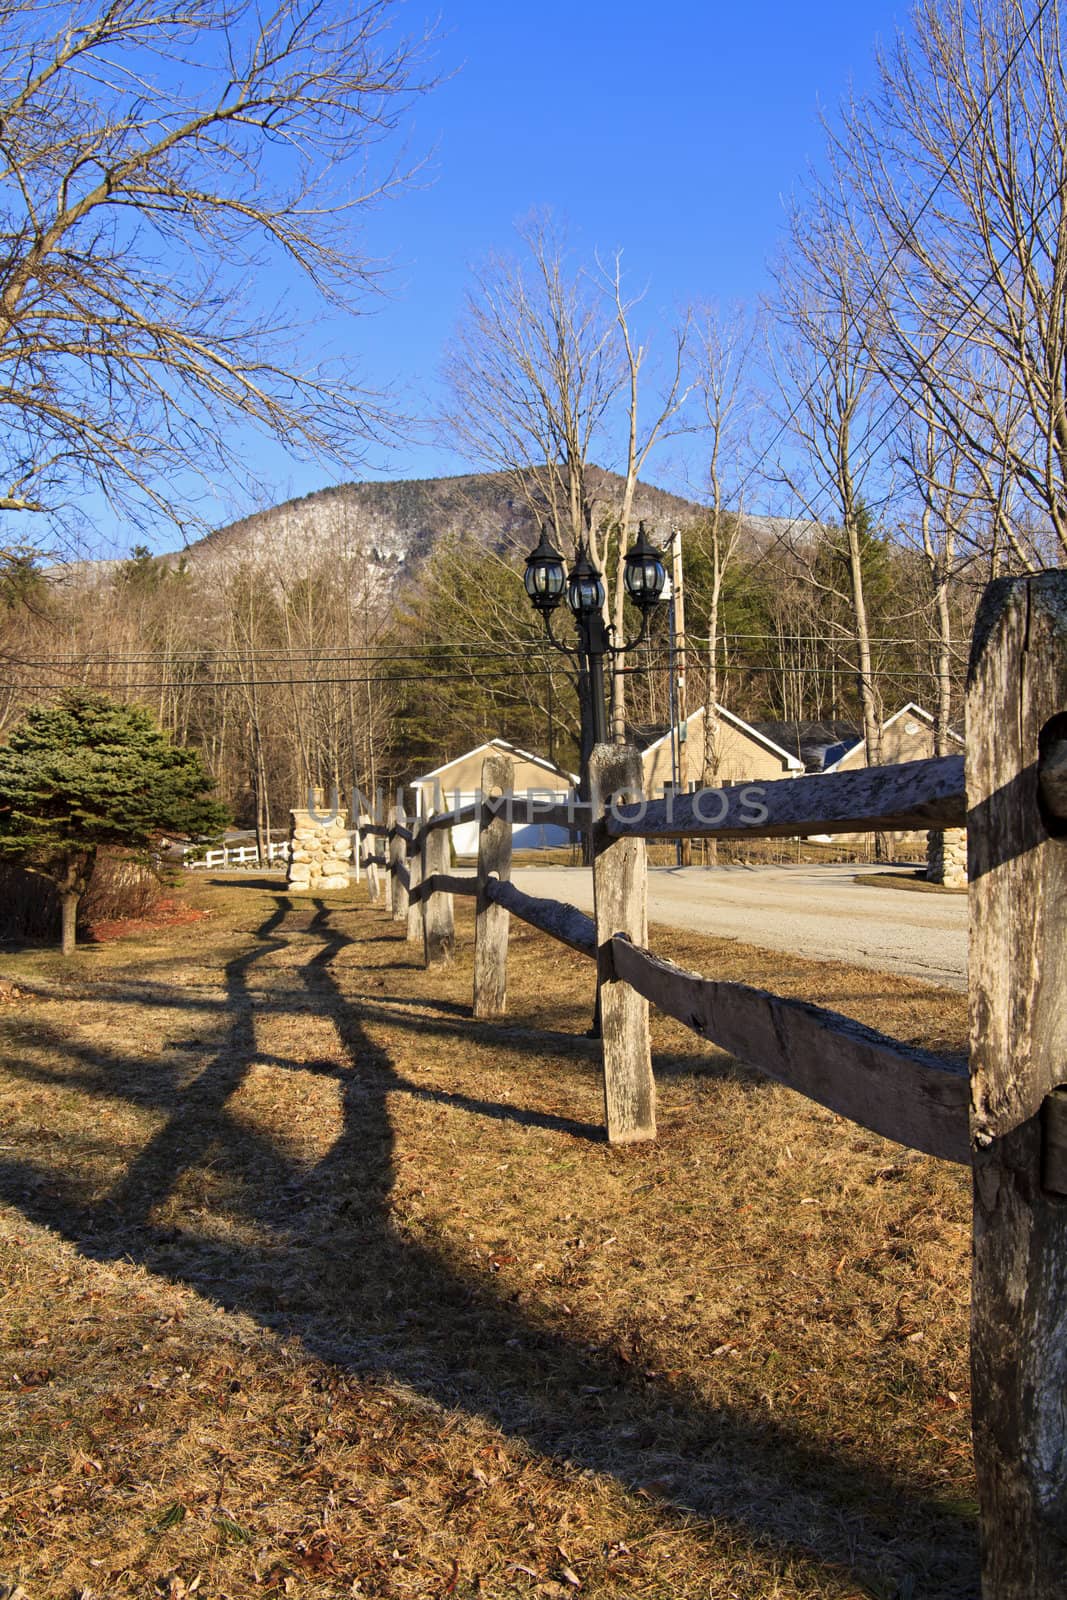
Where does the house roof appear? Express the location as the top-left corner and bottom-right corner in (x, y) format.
(880, 701), (963, 742)
(637, 705), (805, 772)
(750, 719), (861, 773)
(410, 738), (578, 788)
(821, 702), (962, 773)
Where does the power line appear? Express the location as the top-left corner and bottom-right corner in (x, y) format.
(0, 630), (956, 669)
(0, 661), (952, 695)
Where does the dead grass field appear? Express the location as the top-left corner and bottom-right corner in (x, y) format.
(0, 875), (975, 1599)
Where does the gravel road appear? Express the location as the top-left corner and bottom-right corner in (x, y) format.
(510, 862), (968, 990)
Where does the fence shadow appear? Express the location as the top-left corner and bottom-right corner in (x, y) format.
(0, 893), (979, 1598)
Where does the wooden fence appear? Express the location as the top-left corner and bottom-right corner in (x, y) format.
(354, 574), (1067, 1598)
(186, 840), (291, 869)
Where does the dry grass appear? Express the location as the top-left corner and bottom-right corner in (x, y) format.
(853, 872), (968, 897)
(0, 874), (975, 1599)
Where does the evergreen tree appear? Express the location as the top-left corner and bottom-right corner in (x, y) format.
(0, 692), (228, 954)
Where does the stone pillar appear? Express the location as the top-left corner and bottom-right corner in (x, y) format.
(926, 826), (967, 888)
(287, 805), (352, 893)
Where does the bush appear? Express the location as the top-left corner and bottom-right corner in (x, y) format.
(0, 850), (163, 941)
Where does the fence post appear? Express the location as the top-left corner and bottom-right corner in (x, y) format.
(383, 808), (395, 914)
(473, 753), (513, 1017)
(406, 818), (424, 943)
(966, 572), (1067, 1597)
(360, 813), (380, 904)
(392, 801), (409, 923)
(423, 814), (455, 967)
(590, 742), (654, 1145)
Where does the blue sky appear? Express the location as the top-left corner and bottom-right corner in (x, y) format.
(152, 0), (912, 548)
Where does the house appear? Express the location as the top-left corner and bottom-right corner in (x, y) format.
(409, 739), (578, 855)
(817, 703), (963, 857)
(822, 701), (962, 772)
(636, 705), (804, 795)
(749, 719), (861, 774)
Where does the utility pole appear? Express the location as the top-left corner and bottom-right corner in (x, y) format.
(670, 530), (691, 867)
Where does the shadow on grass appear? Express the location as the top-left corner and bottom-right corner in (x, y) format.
(0, 893), (979, 1598)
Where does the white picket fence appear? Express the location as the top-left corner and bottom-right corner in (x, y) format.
(184, 840), (292, 870)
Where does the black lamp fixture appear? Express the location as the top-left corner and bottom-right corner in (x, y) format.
(524, 519), (667, 751)
(623, 521), (668, 612)
(523, 525), (566, 612)
(566, 540), (607, 617)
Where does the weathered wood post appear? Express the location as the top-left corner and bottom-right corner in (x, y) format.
(391, 802), (409, 923)
(359, 814), (380, 905)
(967, 572), (1067, 1597)
(423, 814), (455, 967)
(383, 809), (395, 914)
(406, 818), (424, 944)
(590, 743), (655, 1144)
(473, 752), (514, 1017)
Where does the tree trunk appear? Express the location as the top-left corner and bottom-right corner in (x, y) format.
(60, 889), (79, 956)
(56, 849), (95, 956)
(845, 515), (886, 859)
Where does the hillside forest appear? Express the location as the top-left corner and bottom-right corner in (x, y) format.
(0, 485), (983, 843)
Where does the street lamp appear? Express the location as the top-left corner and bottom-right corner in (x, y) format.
(524, 521), (667, 753)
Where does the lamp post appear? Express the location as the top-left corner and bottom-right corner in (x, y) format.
(525, 522), (666, 1038)
(524, 521), (667, 777)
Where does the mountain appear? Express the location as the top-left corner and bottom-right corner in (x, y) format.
(174, 468), (712, 589)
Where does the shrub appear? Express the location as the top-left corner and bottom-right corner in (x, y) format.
(0, 850), (163, 941)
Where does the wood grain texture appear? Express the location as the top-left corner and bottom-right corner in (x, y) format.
(611, 936), (969, 1162)
(484, 877), (596, 957)
(605, 754), (965, 840)
(967, 572), (1067, 1598)
(474, 755), (514, 1019)
(591, 744), (655, 1146)
(422, 818), (455, 967)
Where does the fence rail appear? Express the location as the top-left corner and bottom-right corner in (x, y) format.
(610, 934), (971, 1163)
(186, 840), (290, 870)
(485, 875), (597, 957)
(607, 753), (966, 839)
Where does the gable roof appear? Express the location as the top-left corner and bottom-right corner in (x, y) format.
(410, 738), (578, 788)
(822, 702), (963, 773)
(638, 705), (805, 772)
(881, 701), (963, 742)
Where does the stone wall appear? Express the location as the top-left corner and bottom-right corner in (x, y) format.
(286, 806), (351, 892)
(926, 826), (967, 888)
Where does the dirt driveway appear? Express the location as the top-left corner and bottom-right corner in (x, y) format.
(512, 862), (968, 990)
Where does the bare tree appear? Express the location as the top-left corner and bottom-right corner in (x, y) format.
(830, 0), (1067, 563)
(441, 214), (623, 560)
(0, 0), (433, 546)
(690, 304), (761, 793)
(769, 202), (891, 776)
(601, 254), (691, 743)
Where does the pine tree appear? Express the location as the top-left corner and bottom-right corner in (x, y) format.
(0, 692), (228, 954)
